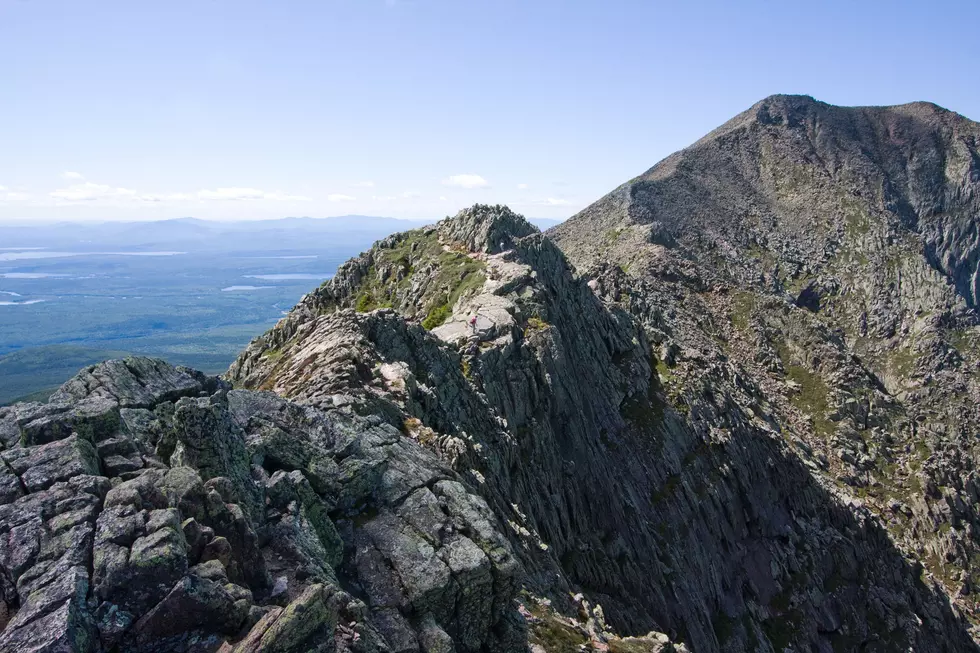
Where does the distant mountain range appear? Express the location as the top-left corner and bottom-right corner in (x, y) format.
(0, 215), (564, 252)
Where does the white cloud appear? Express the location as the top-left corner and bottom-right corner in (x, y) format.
(198, 187), (310, 202)
(0, 186), (29, 202)
(352, 181), (375, 188)
(439, 196), (448, 201)
(372, 195), (397, 202)
(327, 193), (356, 202)
(532, 198), (573, 206)
(442, 174), (488, 189)
(517, 183), (529, 190)
(51, 182), (137, 202)
(402, 191), (421, 198)
(61, 171), (84, 180)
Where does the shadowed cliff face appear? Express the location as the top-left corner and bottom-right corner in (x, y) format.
(549, 96), (980, 644)
(230, 203), (979, 652)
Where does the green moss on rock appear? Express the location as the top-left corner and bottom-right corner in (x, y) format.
(422, 303), (451, 330)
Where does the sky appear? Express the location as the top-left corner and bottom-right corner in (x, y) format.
(1, 0), (978, 223)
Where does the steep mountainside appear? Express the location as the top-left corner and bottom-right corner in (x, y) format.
(230, 200), (978, 651)
(550, 96), (980, 640)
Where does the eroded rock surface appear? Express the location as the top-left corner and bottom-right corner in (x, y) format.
(0, 357), (523, 652)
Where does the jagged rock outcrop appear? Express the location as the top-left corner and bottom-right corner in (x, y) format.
(230, 204), (978, 651)
(0, 357), (524, 652)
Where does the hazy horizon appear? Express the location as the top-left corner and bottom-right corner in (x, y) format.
(3, 0), (978, 223)
(0, 214), (430, 226)
(0, 213), (563, 227)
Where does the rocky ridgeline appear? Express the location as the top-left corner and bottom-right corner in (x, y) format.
(229, 205), (976, 651)
(0, 357), (526, 652)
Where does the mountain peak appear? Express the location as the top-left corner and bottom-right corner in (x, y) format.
(752, 93), (820, 110)
(436, 203), (539, 254)
(750, 93), (822, 123)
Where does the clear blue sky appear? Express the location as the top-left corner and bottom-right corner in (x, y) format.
(1, 0), (978, 222)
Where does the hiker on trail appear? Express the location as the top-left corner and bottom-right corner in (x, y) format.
(469, 315), (478, 333)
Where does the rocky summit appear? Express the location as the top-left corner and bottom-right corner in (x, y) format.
(2, 96), (980, 653)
